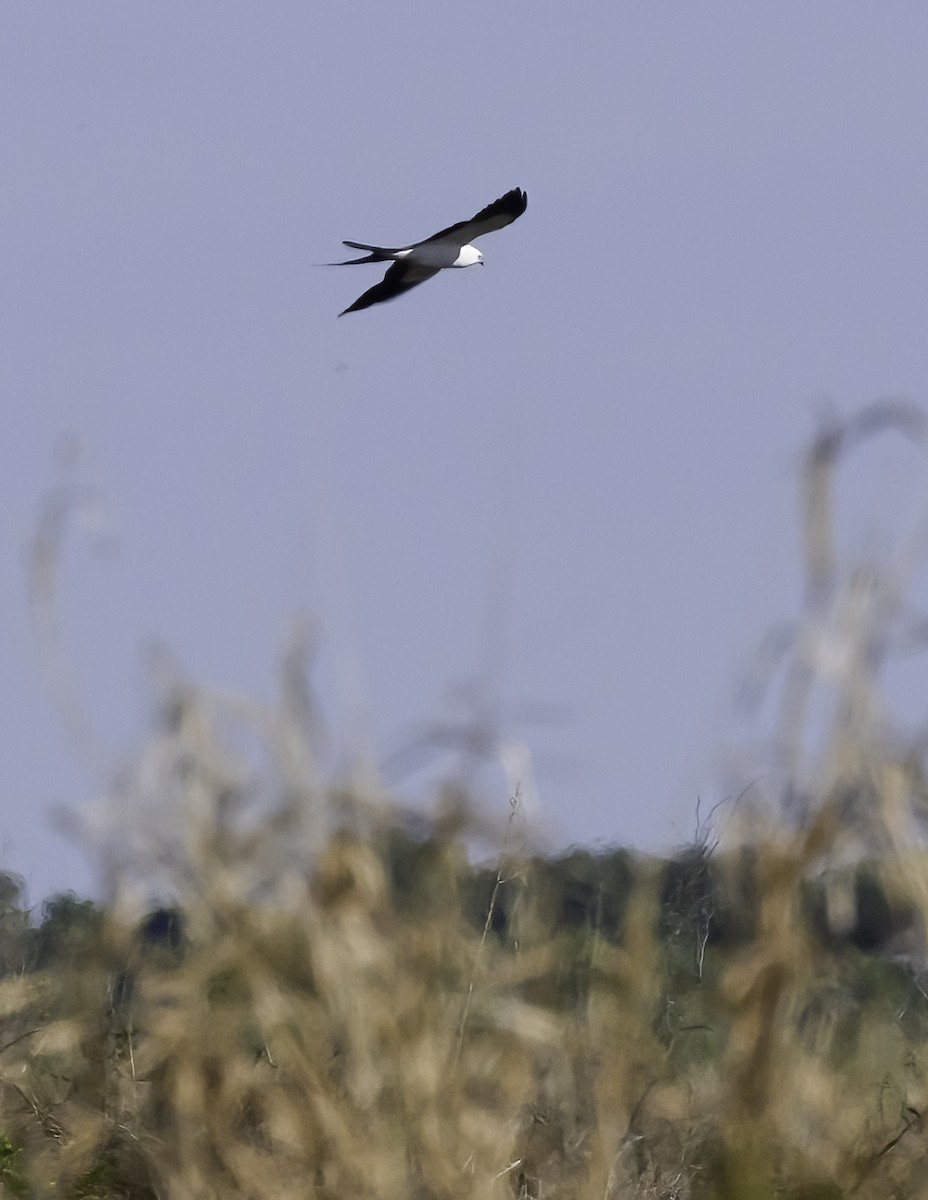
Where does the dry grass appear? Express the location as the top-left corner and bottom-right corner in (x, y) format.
(4, 403), (928, 1198)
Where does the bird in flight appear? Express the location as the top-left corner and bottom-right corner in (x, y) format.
(330, 187), (527, 316)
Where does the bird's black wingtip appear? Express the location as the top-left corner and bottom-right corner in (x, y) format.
(500, 186), (528, 219)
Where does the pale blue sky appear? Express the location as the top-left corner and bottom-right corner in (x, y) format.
(4, 3), (928, 903)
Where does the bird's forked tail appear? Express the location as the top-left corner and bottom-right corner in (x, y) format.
(328, 241), (399, 265)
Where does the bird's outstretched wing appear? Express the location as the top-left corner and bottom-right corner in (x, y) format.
(339, 260), (440, 316)
(422, 187), (528, 245)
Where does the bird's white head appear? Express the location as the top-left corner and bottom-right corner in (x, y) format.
(455, 244), (484, 268)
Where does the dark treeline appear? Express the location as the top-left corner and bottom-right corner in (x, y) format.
(0, 826), (920, 980)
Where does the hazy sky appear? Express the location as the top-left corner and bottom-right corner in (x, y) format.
(4, 4), (928, 904)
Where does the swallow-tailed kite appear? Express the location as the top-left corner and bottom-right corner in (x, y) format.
(331, 187), (527, 316)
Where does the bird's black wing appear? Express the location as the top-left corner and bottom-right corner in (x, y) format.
(339, 260), (440, 316)
(422, 187), (527, 245)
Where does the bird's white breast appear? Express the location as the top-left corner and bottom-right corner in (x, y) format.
(408, 239), (475, 268)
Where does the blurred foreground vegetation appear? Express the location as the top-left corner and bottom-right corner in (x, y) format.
(2, 828), (928, 1200)
(5, 401), (928, 1199)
